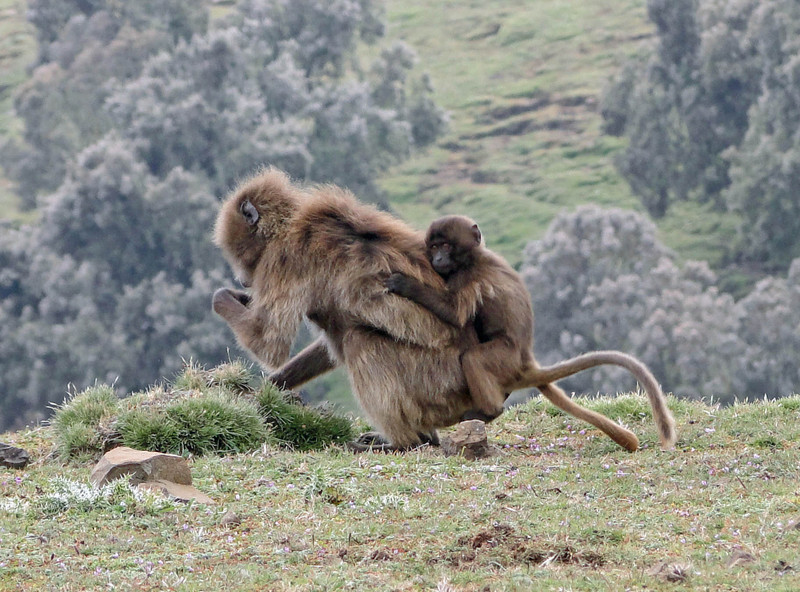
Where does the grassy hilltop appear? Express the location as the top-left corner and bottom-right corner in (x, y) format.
(2, 5), (796, 588)
(3, 393), (800, 590)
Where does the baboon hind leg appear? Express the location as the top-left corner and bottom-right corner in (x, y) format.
(460, 340), (518, 421)
(538, 383), (639, 452)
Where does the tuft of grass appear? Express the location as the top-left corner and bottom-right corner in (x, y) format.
(119, 394), (272, 456)
(208, 359), (254, 393)
(50, 384), (120, 460)
(255, 382), (356, 451)
(49, 361), (356, 460)
(116, 410), (183, 455)
(51, 384), (119, 429)
(171, 360), (211, 392)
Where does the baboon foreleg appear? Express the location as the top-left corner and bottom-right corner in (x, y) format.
(268, 336), (338, 390)
(212, 287), (296, 367)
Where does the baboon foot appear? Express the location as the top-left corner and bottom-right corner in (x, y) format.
(345, 431), (395, 452)
(355, 431), (389, 446)
(417, 431), (440, 447)
(212, 288), (252, 315)
(345, 431), (440, 452)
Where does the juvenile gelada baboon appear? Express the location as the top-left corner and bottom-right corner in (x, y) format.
(212, 168), (676, 451)
(385, 215), (676, 451)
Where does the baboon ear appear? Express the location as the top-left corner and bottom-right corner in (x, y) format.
(471, 223), (482, 245)
(240, 200), (259, 226)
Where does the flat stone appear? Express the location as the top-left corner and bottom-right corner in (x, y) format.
(441, 420), (498, 460)
(138, 480), (215, 505)
(0, 443), (30, 469)
(220, 510), (241, 526)
(90, 446), (192, 487)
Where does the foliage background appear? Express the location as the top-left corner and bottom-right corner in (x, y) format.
(1, 0), (800, 432)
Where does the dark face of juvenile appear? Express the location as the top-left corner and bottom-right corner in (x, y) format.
(425, 215), (482, 278)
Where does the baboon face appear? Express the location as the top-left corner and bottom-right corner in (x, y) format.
(425, 215), (482, 277)
(214, 169), (299, 286)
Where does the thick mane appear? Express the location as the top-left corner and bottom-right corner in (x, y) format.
(293, 184), (443, 288)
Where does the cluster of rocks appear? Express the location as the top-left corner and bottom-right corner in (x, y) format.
(1, 440), (215, 504)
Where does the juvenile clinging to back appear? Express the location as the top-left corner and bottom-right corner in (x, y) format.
(386, 214), (677, 451)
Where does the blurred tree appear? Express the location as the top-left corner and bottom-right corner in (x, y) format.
(603, 0), (800, 269)
(3, 0), (208, 204)
(724, 0), (800, 267)
(0, 0), (446, 431)
(107, 1), (445, 203)
(737, 260), (800, 396)
(520, 206), (761, 403)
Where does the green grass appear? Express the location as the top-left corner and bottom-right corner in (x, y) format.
(0, 0), (35, 221)
(4, 395), (800, 590)
(382, 0), (736, 268)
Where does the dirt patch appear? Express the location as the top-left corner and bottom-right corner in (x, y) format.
(432, 523), (605, 569)
(512, 542), (605, 568)
(467, 117), (578, 139)
(465, 523), (515, 549)
(481, 94), (552, 123)
(479, 93), (591, 125)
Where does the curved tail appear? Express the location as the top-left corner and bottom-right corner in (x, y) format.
(538, 383), (640, 452)
(519, 351), (677, 450)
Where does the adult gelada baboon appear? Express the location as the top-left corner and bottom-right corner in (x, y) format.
(212, 168), (676, 451)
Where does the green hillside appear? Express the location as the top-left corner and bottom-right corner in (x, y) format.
(379, 0), (737, 267)
(0, 0), (737, 265)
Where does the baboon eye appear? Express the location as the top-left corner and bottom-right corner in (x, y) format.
(240, 200), (259, 226)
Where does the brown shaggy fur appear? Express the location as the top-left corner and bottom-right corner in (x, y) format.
(213, 169), (676, 451)
(385, 215), (677, 451)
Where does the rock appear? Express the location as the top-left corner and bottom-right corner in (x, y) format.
(647, 562), (690, 582)
(138, 480), (215, 505)
(727, 550), (756, 568)
(441, 420), (497, 460)
(220, 510), (242, 527)
(0, 443), (30, 469)
(91, 446), (214, 504)
(91, 446), (192, 487)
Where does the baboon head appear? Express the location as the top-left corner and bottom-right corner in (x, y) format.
(424, 215), (483, 277)
(214, 168), (300, 286)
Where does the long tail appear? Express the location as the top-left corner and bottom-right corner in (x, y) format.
(520, 351), (677, 450)
(538, 383), (640, 451)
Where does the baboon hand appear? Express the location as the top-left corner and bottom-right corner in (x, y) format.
(385, 272), (415, 297)
(212, 287), (252, 319)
